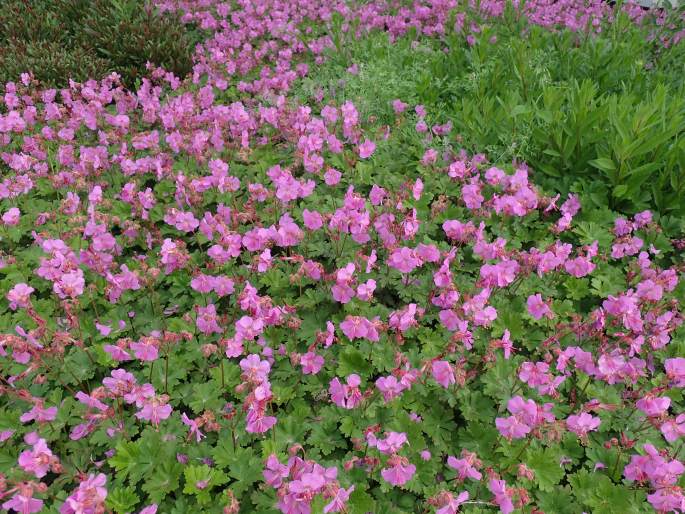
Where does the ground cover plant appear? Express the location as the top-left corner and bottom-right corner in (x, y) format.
(0, 0), (684, 513)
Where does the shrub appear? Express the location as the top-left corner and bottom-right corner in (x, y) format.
(0, 0), (195, 89)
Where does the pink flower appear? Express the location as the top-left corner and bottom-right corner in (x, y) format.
(564, 256), (595, 278)
(324, 168), (342, 186)
(566, 413), (601, 437)
(392, 99), (407, 114)
(330, 374), (362, 409)
(240, 354), (271, 383)
(431, 361), (456, 389)
(196, 304), (223, 335)
(376, 375), (406, 402)
(495, 415), (531, 439)
(436, 491), (469, 514)
(356, 279), (376, 301)
(136, 396), (172, 426)
(181, 413), (205, 442)
(340, 316), (379, 342)
(60, 473), (108, 514)
(636, 396), (671, 417)
(139, 506), (158, 514)
(447, 452), (482, 481)
(20, 404), (58, 424)
(300, 352), (324, 375)
(3, 492), (43, 514)
(526, 294), (553, 320)
(660, 414), (685, 443)
(2, 207), (20, 226)
(324, 485), (354, 513)
(387, 247), (421, 274)
(6, 283), (34, 310)
(54, 269), (85, 299)
(130, 340), (159, 361)
(488, 479), (514, 514)
(665, 358), (685, 387)
(381, 458), (415, 486)
(358, 139), (376, 159)
(263, 454), (289, 488)
(18, 436), (57, 478)
(303, 209), (323, 230)
(375, 432), (408, 454)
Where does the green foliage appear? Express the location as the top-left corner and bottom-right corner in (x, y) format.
(0, 0), (195, 89)
(295, 11), (685, 216)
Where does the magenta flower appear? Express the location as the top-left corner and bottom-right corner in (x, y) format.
(2, 207), (20, 226)
(665, 358), (685, 386)
(20, 404), (58, 424)
(324, 485), (354, 513)
(18, 436), (57, 478)
(330, 375), (362, 409)
(526, 293), (553, 320)
(135, 396), (172, 426)
(130, 340), (159, 361)
(447, 451), (482, 481)
(431, 360), (456, 389)
(387, 247), (422, 274)
(636, 396), (671, 417)
(376, 375), (406, 402)
(300, 352), (324, 375)
(359, 139), (376, 159)
(240, 354), (271, 383)
(566, 412), (601, 437)
(3, 492), (43, 514)
(436, 491), (469, 514)
(488, 479), (514, 514)
(60, 473), (108, 514)
(381, 457), (415, 486)
(375, 432), (408, 455)
(181, 412), (205, 443)
(6, 283), (34, 310)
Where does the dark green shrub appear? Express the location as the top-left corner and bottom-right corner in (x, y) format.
(0, 0), (195, 89)
(68, 0), (196, 88)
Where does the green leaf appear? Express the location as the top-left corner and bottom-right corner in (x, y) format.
(588, 157), (616, 173)
(526, 447), (565, 492)
(183, 464), (228, 504)
(347, 488), (376, 514)
(106, 486), (139, 514)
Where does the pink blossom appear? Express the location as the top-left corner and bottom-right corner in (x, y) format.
(526, 293), (553, 320)
(566, 412), (601, 437)
(431, 361), (456, 389)
(358, 139), (376, 159)
(20, 404), (58, 424)
(60, 473), (108, 514)
(660, 414), (685, 443)
(324, 485), (354, 513)
(135, 396), (172, 426)
(130, 340), (159, 361)
(300, 352), (324, 374)
(436, 491), (469, 514)
(665, 358), (685, 386)
(2, 207), (20, 226)
(6, 283), (34, 310)
(387, 247), (421, 274)
(381, 458), (415, 486)
(330, 374), (362, 409)
(447, 451), (482, 481)
(303, 209), (323, 230)
(3, 492), (43, 514)
(376, 375), (406, 402)
(488, 479), (514, 514)
(636, 396), (671, 417)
